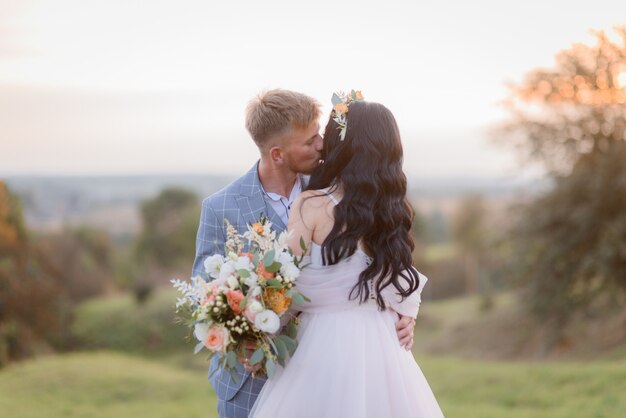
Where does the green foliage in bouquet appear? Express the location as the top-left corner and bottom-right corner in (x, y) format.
(172, 217), (310, 380)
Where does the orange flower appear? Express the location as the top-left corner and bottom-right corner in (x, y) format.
(262, 288), (291, 315)
(252, 223), (264, 235)
(256, 263), (275, 280)
(334, 103), (349, 114)
(355, 90), (364, 100)
(239, 252), (254, 262)
(225, 290), (245, 315)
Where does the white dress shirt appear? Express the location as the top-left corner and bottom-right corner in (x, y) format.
(260, 176), (302, 226)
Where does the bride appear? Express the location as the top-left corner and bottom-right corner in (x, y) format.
(249, 94), (445, 418)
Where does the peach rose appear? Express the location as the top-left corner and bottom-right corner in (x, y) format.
(204, 325), (230, 352)
(226, 290), (245, 315)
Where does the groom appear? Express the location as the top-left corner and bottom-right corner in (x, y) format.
(192, 89), (416, 418)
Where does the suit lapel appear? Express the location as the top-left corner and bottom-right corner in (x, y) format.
(265, 203), (286, 232)
(236, 192), (266, 229)
(236, 162), (286, 233)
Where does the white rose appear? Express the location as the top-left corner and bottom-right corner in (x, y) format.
(251, 286), (262, 297)
(212, 276), (227, 287)
(249, 300), (264, 314)
(204, 254), (224, 278)
(276, 231), (290, 248)
(226, 275), (240, 289)
(193, 322), (210, 342)
(276, 251), (293, 266)
(254, 310), (280, 334)
(219, 262), (236, 280)
(244, 271), (259, 288)
(235, 256), (253, 271)
(282, 262), (301, 279)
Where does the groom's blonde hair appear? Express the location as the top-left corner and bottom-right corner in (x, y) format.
(245, 89), (321, 150)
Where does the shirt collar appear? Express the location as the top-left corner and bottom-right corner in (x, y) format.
(261, 176), (302, 202)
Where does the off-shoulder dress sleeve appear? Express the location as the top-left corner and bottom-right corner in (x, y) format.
(380, 271), (429, 318)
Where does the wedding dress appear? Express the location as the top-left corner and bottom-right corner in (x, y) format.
(249, 210), (445, 417)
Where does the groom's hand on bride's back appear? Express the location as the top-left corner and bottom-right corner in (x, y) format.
(394, 314), (416, 351)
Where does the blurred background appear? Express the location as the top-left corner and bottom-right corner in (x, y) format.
(1, 1), (625, 417)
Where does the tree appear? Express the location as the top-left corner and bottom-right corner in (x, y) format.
(451, 194), (489, 294)
(36, 226), (114, 302)
(0, 182), (66, 366)
(497, 28), (626, 329)
(132, 188), (199, 292)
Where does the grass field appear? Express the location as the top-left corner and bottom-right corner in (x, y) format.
(420, 356), (626, 418)
(0, 350), (624, 418)
(2, 288), (622, 417)
(0, 351), (217, 418)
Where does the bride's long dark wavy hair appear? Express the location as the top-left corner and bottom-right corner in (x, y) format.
(307, 100), (420, 310)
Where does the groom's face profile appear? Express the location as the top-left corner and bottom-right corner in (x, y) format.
(279, 121), (323, 175)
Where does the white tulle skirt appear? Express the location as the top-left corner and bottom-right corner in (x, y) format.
(249, 306), (445, 418)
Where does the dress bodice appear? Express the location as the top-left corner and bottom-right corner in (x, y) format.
(297, 241), (427, 318)
(308, 241), (373, 267)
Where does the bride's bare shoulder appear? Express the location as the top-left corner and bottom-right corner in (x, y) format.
(290, 190), (335, 231)
(293, 190), (332, 210)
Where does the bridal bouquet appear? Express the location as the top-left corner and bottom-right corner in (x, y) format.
(171, 217), (308, 380)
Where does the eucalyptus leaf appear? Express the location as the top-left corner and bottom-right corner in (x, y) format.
(272, 337), (287, 363)
(265, 358), (277, 379)
(267, 335), (278, 355)
(286, 319), (298, 339)
(194, 341), (205, 354)
(239, 297), (248, 309)
(331, 93), (342, 106)
(250, 348), (265, 366)
(266, 278), (282, 288)
(292, 292), (306, 306)
(264, 249), (276, 267)
(226, 351), (237, 369)
(300, 236), (307, 252)
(238, 269), (250, 278)
(265, 261), (282, 273)
(278, 335), (297, 355)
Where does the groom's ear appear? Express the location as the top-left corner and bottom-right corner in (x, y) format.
(269, 146), (284, 164)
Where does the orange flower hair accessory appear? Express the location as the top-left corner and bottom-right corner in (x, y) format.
(331, 89), (364, 140)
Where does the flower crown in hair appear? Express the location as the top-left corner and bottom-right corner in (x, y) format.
(331, 90), (364, 140)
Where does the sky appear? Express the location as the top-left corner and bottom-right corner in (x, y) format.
(0, 0), (623, 178)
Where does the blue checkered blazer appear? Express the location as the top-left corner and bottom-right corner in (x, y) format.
(193, 161), (306, 417)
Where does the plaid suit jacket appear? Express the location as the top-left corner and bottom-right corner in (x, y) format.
(192, 161), (305, 409)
